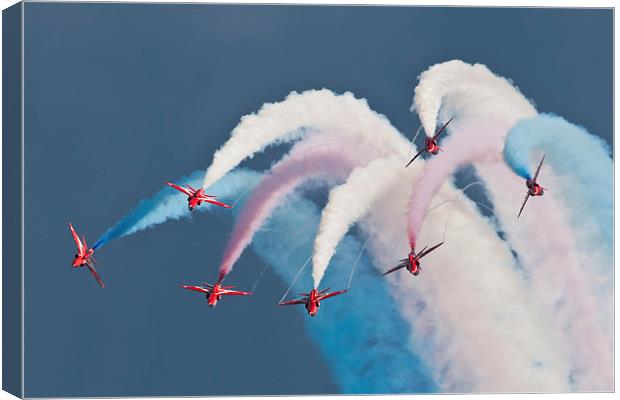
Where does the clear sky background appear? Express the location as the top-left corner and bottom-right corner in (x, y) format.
(23, 4), (612, 397)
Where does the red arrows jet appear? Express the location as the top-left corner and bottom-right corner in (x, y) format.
(278, 288), (347, 317)
(383, 242), (444, 276)
(68, 223), (104, 288)
(180, 281), (251, 308)
(166, 182), (232, 211)
(518, 155), (547, 218)
(406, 117), (453, 167)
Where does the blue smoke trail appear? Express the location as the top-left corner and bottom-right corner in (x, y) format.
(503, 113), (613, 267)
(92, 170), (254, 250)
(95, 168), (437, 392)
(236, 171), (437, 393)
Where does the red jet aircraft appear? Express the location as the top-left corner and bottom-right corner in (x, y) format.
(278, 288), (347, 317)
(383, 241), (444, 276)
(69, 223), (104, 288)
(166, 182), (232, 211)
(406, 117), (454, 167)
(181, 281), (251, 308)
(518, 155), (546, 218)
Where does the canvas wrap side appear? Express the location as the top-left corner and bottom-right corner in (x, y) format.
(3, 2), (23, 398)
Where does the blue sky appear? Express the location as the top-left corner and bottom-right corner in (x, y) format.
(22, 4), (611, 396)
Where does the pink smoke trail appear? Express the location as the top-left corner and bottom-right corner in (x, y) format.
(217, 135), (376, 282)
(406, 120), (612, 390)
(407, 120), (507, 249)
(476, 161), (613, 390)
(361, 166), (570, 391)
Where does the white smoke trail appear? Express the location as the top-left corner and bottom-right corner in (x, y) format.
(203, 89), (409, 189)
(413, 59), (536, 137)
(361, 167), (571, 392)
(202, 82), (579, 391)
(312, 156), (404, 288)
(298, 116), (573, 390)
(217, 134), (377, 281)
(476, 159), (613, 390)
(412, 59), (612, 390)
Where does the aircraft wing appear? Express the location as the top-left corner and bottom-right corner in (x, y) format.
(405, 148), (425, 168)
(532, 154), (545, 182)
(221, 289), (252, 296)
(318, 289), (347, 301)
(417, 241), (444, 259)
(87, 265), (105, 288)
(318, 287), (331, 295)
(432, 117), (453, 140)
(69, 223), (85, 256)
(382, 264), (407, 276)
(203, 197), (233, 209)
(181, 285), (211, 294)
(166, 182), (193, 196)
(517, 193), (531, 218)
(278, 298), (306, 306)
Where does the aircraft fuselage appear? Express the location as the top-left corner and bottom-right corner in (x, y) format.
(407, 252), (421, 275)
(526, 179), (544, 196)
(425, 138), (440, 154)
(72, 249), (94, 268)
